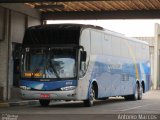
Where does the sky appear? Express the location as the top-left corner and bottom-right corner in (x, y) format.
(47, 19), (160, 37)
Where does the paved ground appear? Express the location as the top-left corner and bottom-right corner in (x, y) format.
(0, 90), (160, 120)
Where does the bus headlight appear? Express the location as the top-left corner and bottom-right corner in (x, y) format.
(60, 86), (76, 91)
(20, 86), (31, 90)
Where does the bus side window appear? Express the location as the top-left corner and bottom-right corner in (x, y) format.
(103, 34), (112, 55)
(112, 36), (120, 56)
(79, 29), (90, 77)
(91, 30), (102, 55)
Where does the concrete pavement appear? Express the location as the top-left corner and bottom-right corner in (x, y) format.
(0, 90), (160, 120)
(0, 100), (38, 108)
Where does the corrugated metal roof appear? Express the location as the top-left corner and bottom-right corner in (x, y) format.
(25, 0), (160, 13)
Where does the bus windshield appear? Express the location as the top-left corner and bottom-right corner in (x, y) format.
(21, 48), (76, 79)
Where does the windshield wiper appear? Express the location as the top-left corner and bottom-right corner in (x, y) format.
(49, 61), (61, 79)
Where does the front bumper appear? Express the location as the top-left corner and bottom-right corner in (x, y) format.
(20, 89), (77, 100)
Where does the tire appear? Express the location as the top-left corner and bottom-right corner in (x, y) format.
(138, 84), (143, 100)
(39, 100), (50, 107)
(132, 83), (139, 100)
(84, 86), (95, 107)
(125, 83), (139, 101)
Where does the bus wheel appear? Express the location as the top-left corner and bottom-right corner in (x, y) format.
(84, 86), (95, 107)
(124, 84), (139, 101)
(138, 84), (143, 100)
(39, 100), (50, 107)
(131, 83), (139, 100)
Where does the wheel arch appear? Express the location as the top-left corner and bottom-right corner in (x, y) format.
(136, 80), (140, 88)
(141, 81), (145, 93)
(92, 81), (98, 99)
(136, 80), (145, 93)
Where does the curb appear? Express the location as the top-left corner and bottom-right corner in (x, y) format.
(0, 102), (10, 108)
(0, 100), (39, 108)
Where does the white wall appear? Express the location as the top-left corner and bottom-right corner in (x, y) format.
(0, 5), (40, 100)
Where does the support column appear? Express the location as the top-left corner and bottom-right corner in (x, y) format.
(153, 23), (160, 89)
(0, 9), (11, 100)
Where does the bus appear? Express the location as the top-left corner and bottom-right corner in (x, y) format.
(19, 24), (151, 107)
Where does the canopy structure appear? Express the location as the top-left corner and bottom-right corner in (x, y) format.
(1, 0), (160, 19)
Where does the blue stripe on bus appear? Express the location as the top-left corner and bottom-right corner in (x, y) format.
(19, 79), (77, 91)
(88, 56), (151, 98)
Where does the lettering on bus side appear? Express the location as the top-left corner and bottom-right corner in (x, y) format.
(107, 64), (122, 72)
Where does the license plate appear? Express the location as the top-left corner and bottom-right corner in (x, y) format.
(40, 93), (50, 99)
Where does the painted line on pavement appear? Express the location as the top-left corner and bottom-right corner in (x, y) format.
(120, 104), (153, 112)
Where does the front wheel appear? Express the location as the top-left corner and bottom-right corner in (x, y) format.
(84, 86), (95, 107)
(39, 100), (50, 107)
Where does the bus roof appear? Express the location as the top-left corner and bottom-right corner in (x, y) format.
(23, 24), (148, 46)
(28, 23), (104, 31)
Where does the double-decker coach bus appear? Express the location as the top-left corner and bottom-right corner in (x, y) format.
(19, 24), (151, 107)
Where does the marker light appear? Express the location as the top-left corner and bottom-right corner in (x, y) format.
(60, 86), (76, 91)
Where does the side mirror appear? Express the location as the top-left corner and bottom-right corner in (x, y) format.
(80, 51), (87, 62)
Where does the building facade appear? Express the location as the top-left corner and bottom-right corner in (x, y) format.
(0, 4), (41, 101)
(135, 24), (160, 90)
